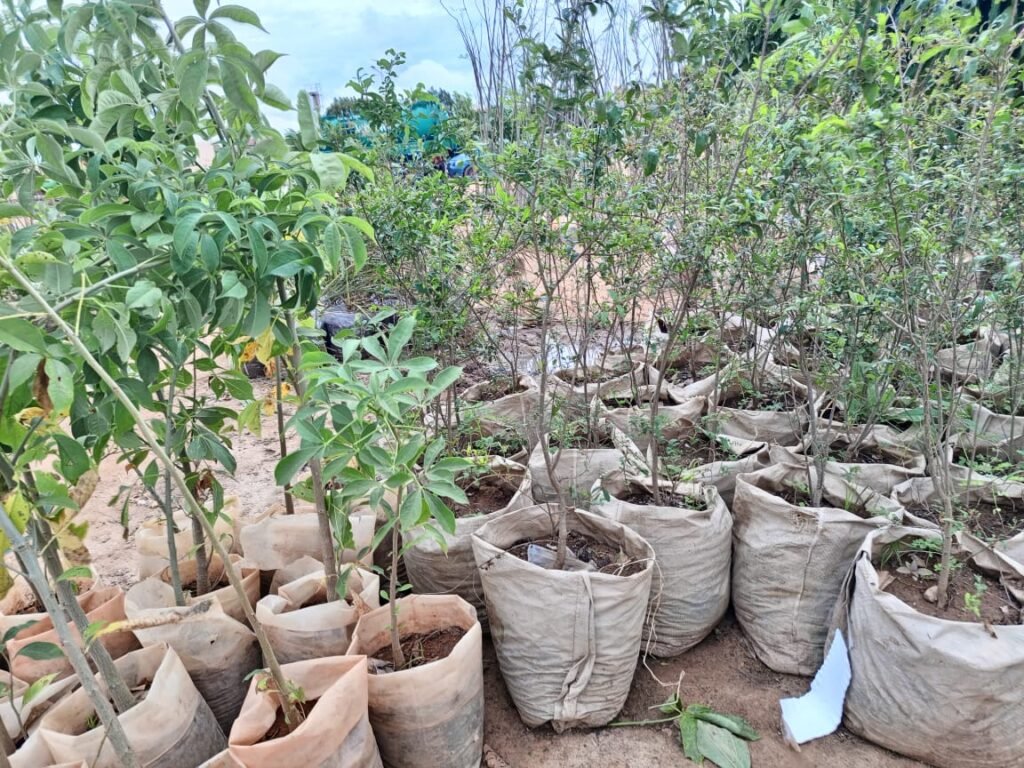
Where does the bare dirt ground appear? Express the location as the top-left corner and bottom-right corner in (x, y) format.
(76, 371), (927, 768)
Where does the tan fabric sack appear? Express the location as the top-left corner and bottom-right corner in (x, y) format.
(8, 586), (140, 682)
(39, 644), (226, 767)
(347, 595), (484, 768)
(591, 474), (730, 656)
(157, 553), (259, 624)
(238, 507), (374, 571)
(0, 671), (78, 747)
(125, 580), (260, 734)
(528, 416), (647, 507)
(459, 374), (541, 437)
(731, 456), (910, 675)
(405, 458), (531, 628)
(829, 526), (1024, 767)
(472, 505), (654, 731)
(255, 566), (379, 664)
(954, 400), (1024, 461)
(550, 359), (658, 406)
(227, 656), (382, 768)
(793, 424), (927, 494)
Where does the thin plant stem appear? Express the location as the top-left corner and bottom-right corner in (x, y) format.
(0, 506), (140, 768)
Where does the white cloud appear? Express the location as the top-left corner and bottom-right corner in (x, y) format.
(397, 59), (477, 97)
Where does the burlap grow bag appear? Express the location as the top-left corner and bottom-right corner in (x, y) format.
(829, 527), (1024, 767)
(347, 595), (484, 768)
(590, 474), (731, 656)
(935, 327), (1007, 384)
(136, 499), (239, 578)
(157, 553), (259, 624)
(731, 459), (909, 675)
(227, 656), (382, 768)
(238, 508), (374, 571)
(459, 374), (540, 437)
(472, 505), (655, 731)
(792, 424), (927, 494)
(125, 580), (260, 735)
(39, 644), (226, 767)
(405, 458), (531, 627)
(955, 400), (1024, 461)
(528, 418), (646, 507)
(255, 566), (379, 664)
(8, 586), (140, 682)
(551, 359), (658, 406)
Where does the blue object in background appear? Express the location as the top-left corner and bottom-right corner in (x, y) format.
(446, 153), (473, 177)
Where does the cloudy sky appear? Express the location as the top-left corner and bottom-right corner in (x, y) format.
(162, 0), (478, 129)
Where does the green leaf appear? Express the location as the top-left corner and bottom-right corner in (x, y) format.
(22, 673), (58, 706)
(274, 447), (315, 486)
(430, 366), (462, 396)
(0, 202), (29, 218)
(176, 49), (209, 112)
(297, 89), (319, 151)
(3, 621), (37, 644)
(399, 487), (424, 529)
(58, 565), (93, 582)
(125, 279), (162, 310)
(65, 126), (106, 154)
(80, 203), (134, 225)
(259, 83), (292, 110)
(693, 720), (751, 768)
(44, 358), (74, 415)
(322, 222), (342, 272)
(219, 58), (259, 115)
(694, 711), (759, 741)
(337, 215), (374, 240)
(193, 0), (210, 16)
(15, 641), (64, 661)
(0, 317), (47, 353)
(209, 4), (267, 30)
(130, 211), (161, 234)
(385, 316), (416, 362)
(54, 434), (91, 484)
(340, 223), (367, 271)
(679, 712), (701, 763)
(338, 153), (375, 183)
(311, 152), (348, 190)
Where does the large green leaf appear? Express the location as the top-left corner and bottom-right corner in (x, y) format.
(176, 49), (209, 112)
(694, 720), (751, 768)
(44, 358), (74, 416)
(209, 5), (267, 31)
(219, 58), (258, 115)
(0, 317), (47, 353)
(297, 89), (319, 151)
(310, 152), (348, 191)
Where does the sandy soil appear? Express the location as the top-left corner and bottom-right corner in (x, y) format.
(76, 370), (927, 768)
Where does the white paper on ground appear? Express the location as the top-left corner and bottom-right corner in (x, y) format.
(779, 629), (851, 745)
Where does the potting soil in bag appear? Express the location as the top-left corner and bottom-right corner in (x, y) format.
(228, 656), (382, 768)
(459, 374), (541, 437)
(472, 505), (655, 731)
(238, 508), (374, 571)
(39, 644), (226, 767)
(591, 473), (730, 656)
(347, 594), (484, 768)
(157, 553), (259, 623)
(8, 586), (140, 682)
(828, 526), (1024, 768)
(731, 456), (909, 675)
(125, 580), (260, 735)
(255, 566), (379, 664)
(404, 458), (532, 629)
